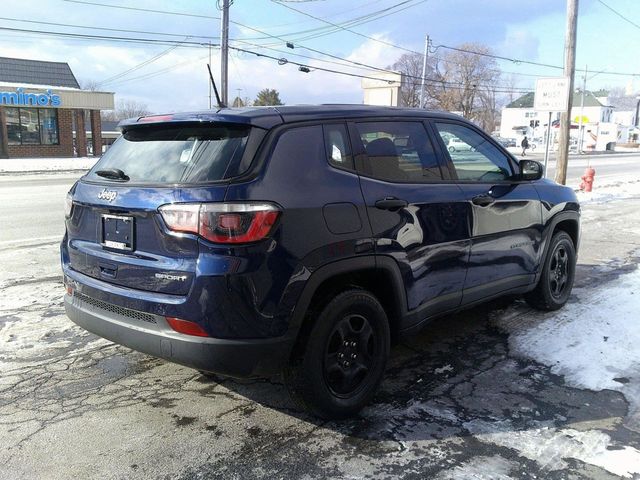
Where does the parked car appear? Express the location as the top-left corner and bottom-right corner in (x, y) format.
(62, 105), (580, 419)
(492, 136), (518, 149)
(446, 136), (475, 152)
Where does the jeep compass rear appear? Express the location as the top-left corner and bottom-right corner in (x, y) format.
(62, 112), (292, 377)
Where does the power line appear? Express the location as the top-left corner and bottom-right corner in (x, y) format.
(270, 0), (569, 71)
(98, 42), (184, 86)
(434, 44), (564, 70)
(0, 25), (216, 48)
(2, 22), (638, 82)
(235, 40), (533, 92)
(596, 0), (640, 30)
(62, 0), (409, 45)
(270, 0), (428, 53)
(105, 54), (210, 87)
(230, 46), (534, 95)
(0, 16), (218, 41)
(59, 0), (573, 73)
(63, 0), (220, 20)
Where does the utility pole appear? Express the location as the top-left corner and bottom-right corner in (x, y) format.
(419, 35), (430, 108)
(578, 65), (587, 153)
(555, 0), (579, 185)
(220, 0), (230, 106)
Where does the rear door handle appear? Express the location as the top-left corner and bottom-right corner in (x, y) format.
(375, 197), (408, 211)
(471, 194), (495, 207)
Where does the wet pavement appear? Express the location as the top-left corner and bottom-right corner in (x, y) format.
(1, 183), (640, 479)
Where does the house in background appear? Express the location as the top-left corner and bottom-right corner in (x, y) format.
(500, 90), (615, 151)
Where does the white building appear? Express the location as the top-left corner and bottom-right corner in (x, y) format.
(500, 90), (615, 150)
(361, 72), (404, 107)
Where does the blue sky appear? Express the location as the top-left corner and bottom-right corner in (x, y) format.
(0, 0), (638, 112)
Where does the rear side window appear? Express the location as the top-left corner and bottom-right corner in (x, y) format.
(86, 125), (251, 184)
(323, 124), (352, 169)
(354, 121), (444, 182)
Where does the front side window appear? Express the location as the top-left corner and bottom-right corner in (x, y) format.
(4, 107), (59, 146)
(355, 121), (443, 182)
(434, 122), (513, 182)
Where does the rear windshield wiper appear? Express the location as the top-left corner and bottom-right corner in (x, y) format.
(95, 168), (130, 182)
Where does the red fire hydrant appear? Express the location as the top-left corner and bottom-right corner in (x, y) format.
(580, 167), (596, 192)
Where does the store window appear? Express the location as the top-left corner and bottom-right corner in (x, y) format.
(4, 107), (59, 146)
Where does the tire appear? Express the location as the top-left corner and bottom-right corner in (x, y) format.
(284, 289), (390, 419)
(448, 146), (456, 153)
(525, 231), (576, 311)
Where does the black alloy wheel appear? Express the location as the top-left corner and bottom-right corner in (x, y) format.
(525, 231), (576, 311)
(549, 243), (570, 299)
(323, 313), (377, 397)
(284, 289), (390, 419)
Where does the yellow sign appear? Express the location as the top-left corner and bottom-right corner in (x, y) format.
(573, 115), (590, 124)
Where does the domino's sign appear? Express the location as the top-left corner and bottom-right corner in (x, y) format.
(0, 88), (61, 107)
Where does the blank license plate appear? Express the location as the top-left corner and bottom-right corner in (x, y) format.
(101, 214), (134, 251)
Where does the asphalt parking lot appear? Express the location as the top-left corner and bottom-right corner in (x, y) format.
(1, 173), (640, 479)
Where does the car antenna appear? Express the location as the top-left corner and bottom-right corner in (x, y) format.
(207, 64), (225, 109)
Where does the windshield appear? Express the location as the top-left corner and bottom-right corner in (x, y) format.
(86, 124), (251, 184)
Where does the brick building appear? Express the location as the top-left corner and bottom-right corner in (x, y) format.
(0, 57), (115, 159)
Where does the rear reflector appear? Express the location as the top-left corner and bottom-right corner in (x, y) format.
(159, 202), (280, 244)
(166, 317), (210, 337)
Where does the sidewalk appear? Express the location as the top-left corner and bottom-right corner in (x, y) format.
(0, 157), (99, 174)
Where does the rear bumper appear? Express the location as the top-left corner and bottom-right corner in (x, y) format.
(64, 293), (293, 378)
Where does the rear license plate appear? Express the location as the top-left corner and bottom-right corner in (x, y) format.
(101, 214), (134, 251)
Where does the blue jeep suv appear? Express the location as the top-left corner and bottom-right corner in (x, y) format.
(62, 105), (580, 418)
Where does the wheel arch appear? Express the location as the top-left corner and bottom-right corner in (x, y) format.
(286, 256), (407, 361)
(534, 210), (580, 285)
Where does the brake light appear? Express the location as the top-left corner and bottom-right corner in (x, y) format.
(159, 203), (280, 244)
(166, 317), (209, 337)
(64, 192), (73, 218)
(139, 114), (174, 123)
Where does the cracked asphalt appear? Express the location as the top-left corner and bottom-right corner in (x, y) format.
(1, 174), (640, 479)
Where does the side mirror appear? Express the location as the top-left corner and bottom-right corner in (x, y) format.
(519, 159), (543, 181)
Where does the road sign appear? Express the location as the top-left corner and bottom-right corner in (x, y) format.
(534, 77), (570, 112)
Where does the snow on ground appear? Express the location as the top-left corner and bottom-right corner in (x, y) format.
(499, 267), (640, 437)
(576, 178), (640, 204)
(0, 156), (98, 173)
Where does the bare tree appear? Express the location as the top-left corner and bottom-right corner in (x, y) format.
(426, 43), (501, 121)
(80, 79), (100, 91)
(388, 53), (431, 107)
(607, 86), (637, 110)
(102, 99), (151, 121)
(391, 43), (503, 131)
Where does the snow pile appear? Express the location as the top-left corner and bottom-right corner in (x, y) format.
(504, 268), (640, 433)
(0, 156), (98, 173)
(466, 421), (640, 478)
(576, 178), (640, 204)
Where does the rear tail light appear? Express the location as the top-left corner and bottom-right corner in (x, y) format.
(159, 203), (280, 244)
(64, 192), (74, 218)
(166, 317), (210, 337)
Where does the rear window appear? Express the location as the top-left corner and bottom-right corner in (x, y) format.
(87, 124), (251, 184)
